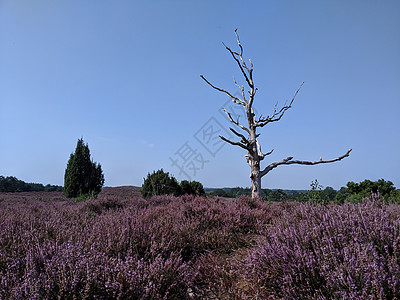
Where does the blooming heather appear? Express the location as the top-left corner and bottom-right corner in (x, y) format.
(238, 196), (400, 299)
(0, 191), (271, 299)
(0, 191), (399, 299)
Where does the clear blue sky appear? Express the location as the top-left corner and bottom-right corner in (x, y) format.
(1, 1), (399, 190)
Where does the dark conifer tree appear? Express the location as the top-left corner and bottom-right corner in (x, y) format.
(64, 138), (104, 198)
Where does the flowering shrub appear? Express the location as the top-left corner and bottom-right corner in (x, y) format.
(1, 190), (399, 299)
(0, 190), (271, 299)
(238, 196), (400, 299)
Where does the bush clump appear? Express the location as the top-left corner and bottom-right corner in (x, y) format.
(180, 180), (205, 196)
(141, 169), (181, 198)
(141, 169), (205, 198)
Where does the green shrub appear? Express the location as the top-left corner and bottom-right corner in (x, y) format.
(141, 169), (181, 198)
(334, 179), (397, 204)
(387, 190), (400, 203)
(346, 179), (395, 199)
(188, 180), (205, 196)
(267, 189), (288, 202)
(180, 180), (194, 195)
(305, 179), (329, 204)
(74, 191), (97, 202)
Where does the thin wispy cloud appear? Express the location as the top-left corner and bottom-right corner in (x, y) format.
(139, 139), (155, 148)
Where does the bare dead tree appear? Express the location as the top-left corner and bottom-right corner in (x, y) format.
(201, 29), (352, 199)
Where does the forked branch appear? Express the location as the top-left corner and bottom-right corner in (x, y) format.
(230, 127), (250, 146)
(256, 139), (273, 161)
(260, 149), (353, 177)
(256, 82), (304, 128)
(222, 108), (249, 133)
(222, 28), (253, 89)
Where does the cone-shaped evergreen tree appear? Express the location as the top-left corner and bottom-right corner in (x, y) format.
(64, 138), (105, 198)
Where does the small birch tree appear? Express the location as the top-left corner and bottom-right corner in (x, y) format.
(201, 29), (352, 199)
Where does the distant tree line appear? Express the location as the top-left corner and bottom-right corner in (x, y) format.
(208, 179), (399, 203)
(0, 176), (63, 193)
(207, 187), (305, 201)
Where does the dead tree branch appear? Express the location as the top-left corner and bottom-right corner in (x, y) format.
(255, 82), (304, 128)
(200, 75), (246, 106)
(222, 108), (249, 133)
(230, 127), (250, 146)
(256, 140), (273, 161)
(219, 135), (248, 151)
(261, 149), (352, 177)
(222, 29), (252, 88)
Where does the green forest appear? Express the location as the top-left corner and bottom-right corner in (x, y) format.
(0, 176), (63, 192)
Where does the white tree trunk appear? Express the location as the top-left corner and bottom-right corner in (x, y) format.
(250, 162), (262, 199)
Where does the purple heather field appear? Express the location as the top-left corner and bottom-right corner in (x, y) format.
(0, 187), (399, 299)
